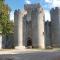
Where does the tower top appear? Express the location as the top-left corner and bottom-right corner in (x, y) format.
(24, 3), (41, 10)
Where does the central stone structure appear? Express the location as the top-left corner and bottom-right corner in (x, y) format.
(14, 3), (45, 49)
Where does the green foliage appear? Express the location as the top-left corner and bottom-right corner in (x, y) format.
(0, 0), (14, 35)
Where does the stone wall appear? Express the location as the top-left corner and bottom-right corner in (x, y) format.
(2, 33), (14, 49)
(45, 21), (52, 48)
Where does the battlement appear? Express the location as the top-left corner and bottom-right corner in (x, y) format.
(24, 3), (41, 11)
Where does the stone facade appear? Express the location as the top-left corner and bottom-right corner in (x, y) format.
(24, 4), (45, 48)
(14, 3), (45, 49)
(1, 4), (60, 49)
(45, 21), (52, 48)
(14, 4), (60, 49)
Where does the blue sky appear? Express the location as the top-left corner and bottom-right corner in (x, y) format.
(5, 0), (60, 21)
(5, 0), (50, 11)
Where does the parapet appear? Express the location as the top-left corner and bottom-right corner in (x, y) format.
(24, 3), (41, 10)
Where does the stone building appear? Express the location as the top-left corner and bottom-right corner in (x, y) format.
(0, 5), (60, 49)
(50, 7), (60, 47)
(1, 4), (60, 49)
(14, 3), (45, 49)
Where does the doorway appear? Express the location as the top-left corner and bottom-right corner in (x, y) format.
(27, 37), (32, 48)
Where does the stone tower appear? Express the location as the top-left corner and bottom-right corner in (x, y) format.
(24, 3), (45, 49)
(14, 10), (26, 49)
(50, 7), (60, 47)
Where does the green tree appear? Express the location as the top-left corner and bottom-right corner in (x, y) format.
(0, 0), (14, 35)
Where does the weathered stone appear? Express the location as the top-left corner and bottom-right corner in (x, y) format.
(14, 3), (45, 49)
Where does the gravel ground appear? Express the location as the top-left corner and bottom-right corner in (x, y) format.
(0, 49), (60, 60)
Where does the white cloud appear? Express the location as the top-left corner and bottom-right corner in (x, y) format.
(25, 0), (31, 4)
(45, 0), (60, 8)
(52, 0), (60, 8)
(45, 0), (53, 3)
(10, 11), (14, 22)
(44, 10), (51, 21)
